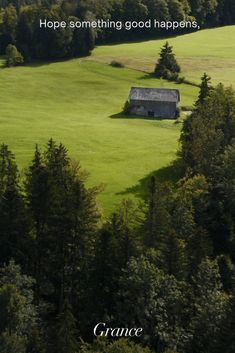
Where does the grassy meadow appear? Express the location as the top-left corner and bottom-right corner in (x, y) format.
(89, 26), (235, 87)
(1, 26), (234, 213)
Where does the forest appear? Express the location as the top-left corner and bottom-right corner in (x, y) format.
(1, 74), (235, 352)
(0, 0), (235, 62)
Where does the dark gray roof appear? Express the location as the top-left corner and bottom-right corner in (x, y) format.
(129, 87), (180, 103)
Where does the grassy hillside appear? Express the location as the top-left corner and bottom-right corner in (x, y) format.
(0, 58), (198, 213)
(2, 26), (234, 213)
(89, 26), (235, 87)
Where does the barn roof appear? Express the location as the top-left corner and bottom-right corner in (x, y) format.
(129, 87), (180, 103)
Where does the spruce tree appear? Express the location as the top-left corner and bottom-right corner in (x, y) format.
(195, 72), (212, 107)
(155, 42), (181, 80)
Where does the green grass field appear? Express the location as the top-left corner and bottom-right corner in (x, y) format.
(89, 26), (235, 87)
(0, 26), (234, 213)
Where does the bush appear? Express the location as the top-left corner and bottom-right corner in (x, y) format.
(110, 60), (124, 68)
(5, 44), (24, 67)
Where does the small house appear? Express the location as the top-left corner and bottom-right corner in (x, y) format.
(128, 87), (180, 119)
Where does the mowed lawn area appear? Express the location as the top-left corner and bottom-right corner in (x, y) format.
(0, 58), (199, 213)
(89, 26), (235, 87)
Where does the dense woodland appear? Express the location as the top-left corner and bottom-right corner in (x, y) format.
(0, 0), (235, 62)
(1, 76), (235, 352)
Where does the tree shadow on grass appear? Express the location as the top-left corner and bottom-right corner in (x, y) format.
(138, 73), (156, 80)
(117, 161), (183, 201)
(24, 55), (91, 68)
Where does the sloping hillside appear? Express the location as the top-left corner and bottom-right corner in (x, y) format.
(2, 26), (234, 212)
(89, 26), (235, 87)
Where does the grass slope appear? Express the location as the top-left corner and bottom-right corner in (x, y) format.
(89, 26), (235, 87)
(3, 26), (233, 213)
(0, 58), (198, 213)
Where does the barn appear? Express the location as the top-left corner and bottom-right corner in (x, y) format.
(128, 87), (180, 119)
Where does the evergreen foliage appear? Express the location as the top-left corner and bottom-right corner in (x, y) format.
(0, 121), (235, 352)
(195, 73), (212, 107)
(0, 0), (234, 62)
(154, 42), (181, 80)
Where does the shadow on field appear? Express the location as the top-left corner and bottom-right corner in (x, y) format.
(25, 56), (88, 68)
(110, 112), (174, 121)
(117, 161), (183, 200)
(138, 72), (156, 80)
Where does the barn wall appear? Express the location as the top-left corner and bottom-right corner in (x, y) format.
(129, 99), (177, 119)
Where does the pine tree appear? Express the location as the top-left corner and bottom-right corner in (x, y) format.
(195, 72), (212, 107)
(154, 42), (181, 80)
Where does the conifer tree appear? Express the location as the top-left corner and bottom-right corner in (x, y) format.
(154, 42), (181, 80)
(87, 201), (138, 329)
(25, 140), (99, 312)
(143, 177), (172, 249)
(195, 72), (212, 107)
(0, 144), (29, 266)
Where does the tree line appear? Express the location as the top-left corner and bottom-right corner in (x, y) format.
(1, 77), (235, 352)
(0, 0), (235, 63)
